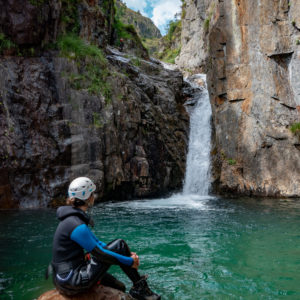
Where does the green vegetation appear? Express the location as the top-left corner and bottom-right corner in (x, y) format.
(115, 0), (161, 39)
(204, 2), (215, 33)
(162, 47), (181, 64)
(204, 18), (210, 32)
(181, 0), (186, 19)
(114, 19), (135, 41)
(0, 33), (16, 54)
(142, 37), (160, 56)
(154, 19), (181, 63)
(58, 35), (106, 63)
(61, 0), (80, 35)
(292, 20), (296, 26)
(29, 0), (46, 6)
(290, 122), (300, 135)
(93, 113), (103, 128)
(131, 57), (141, 66)
(58, 35), (111, 102)
(228, 159), (237, 166)
(113, 16), (148, 57)
(68, 73), (85, 90)
(297, 39), (300, 45)
(166, 19), (181, 41)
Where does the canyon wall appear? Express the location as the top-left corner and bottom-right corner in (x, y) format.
(0, 0), (189, 208)
(178, 0), (300, 197)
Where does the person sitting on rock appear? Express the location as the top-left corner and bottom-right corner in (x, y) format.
(51, 177), (160, 300)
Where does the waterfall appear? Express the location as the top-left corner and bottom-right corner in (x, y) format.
(183, 74), (212, 195)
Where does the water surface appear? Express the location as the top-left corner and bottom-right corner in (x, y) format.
(1, 195), (300, 299)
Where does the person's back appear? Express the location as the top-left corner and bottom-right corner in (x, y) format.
(52, 206), (88, 265)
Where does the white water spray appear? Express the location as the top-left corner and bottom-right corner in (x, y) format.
(183, 74), (212, 195)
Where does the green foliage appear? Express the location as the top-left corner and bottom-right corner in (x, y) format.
(68, 73), (85, 90)
(93, 113), (103, 128)
(158, 47), (181, 64)
(131, 57), (141, 66)
(181, 0), (187, 19)
(58, 35), (106, 65)
(292, 20), (296, 26)
(0, 33), (16, 54)
(61, 0), (80, 34)
(204, 3), (215, 33)
(29, 0), (46, 6)
(297, 39), (300, 45)
(290, 122), (300, 134)
(204, 18), (210, 32)
(113, 18), (135, 41)
(228, 159), (237, 166)
(165, 19), (181, 41)
(86, 64), (111, 101)
(58, 35), (111, 102)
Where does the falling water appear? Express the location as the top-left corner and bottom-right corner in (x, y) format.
(183, 74), (212, 195)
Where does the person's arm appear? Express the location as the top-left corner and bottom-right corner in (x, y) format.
(70, 224), (133, 267)
(90, 230), (107, 248)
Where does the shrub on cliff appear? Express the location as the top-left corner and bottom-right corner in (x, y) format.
(58, 34), (106, 64)
(58, 35), (111, 101)
(0, 33), (16, 55)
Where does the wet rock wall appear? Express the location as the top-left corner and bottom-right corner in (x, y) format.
(0, 0), (189, 208)
(178, 0), (300, 197)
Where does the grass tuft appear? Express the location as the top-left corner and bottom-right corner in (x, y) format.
(290, 122), (300, 134)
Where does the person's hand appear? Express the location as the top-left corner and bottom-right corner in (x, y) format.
(131, 252), (140, 269)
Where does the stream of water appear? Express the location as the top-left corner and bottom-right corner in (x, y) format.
(1, 75), (300, 299)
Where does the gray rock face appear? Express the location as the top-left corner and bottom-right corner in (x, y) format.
(179, 0), (300, 197)
(0, 0), (61, 46)
(176, 0), (213, 71)
(0, 0), (189, 208)
(0, 49), (188, 208)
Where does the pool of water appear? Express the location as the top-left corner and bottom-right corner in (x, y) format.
(1, 195), (300, 299)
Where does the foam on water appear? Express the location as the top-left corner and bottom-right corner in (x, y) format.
(105, 193), (215, 210)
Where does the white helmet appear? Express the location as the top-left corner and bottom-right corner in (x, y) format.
(68, 177), (96, 200)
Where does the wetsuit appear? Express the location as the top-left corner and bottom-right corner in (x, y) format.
(52, 206), (141, 296)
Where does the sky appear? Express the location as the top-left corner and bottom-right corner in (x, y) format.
(122, 0), (182, 35)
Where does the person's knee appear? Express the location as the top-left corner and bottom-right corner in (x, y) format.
(106, 239), (130, 255)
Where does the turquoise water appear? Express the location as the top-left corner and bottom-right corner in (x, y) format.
(1, 195), (300, 299)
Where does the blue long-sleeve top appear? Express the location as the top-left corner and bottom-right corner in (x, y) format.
(71, 224), (133, 266)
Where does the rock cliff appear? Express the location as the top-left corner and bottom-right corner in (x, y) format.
(178, 0), (300, 197)
(115, 0), (161, 39)
(0, 0), (189, 208)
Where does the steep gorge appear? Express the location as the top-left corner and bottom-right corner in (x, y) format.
(177, 0), (300, 197)
(0, 0), (189, 208)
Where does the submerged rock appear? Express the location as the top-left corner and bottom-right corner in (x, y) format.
(38, 286), (132, 300)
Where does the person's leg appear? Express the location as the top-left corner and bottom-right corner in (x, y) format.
(105, 239), (141, 284)
(100, 272), (126, 292)
(105, 239), (161, 300)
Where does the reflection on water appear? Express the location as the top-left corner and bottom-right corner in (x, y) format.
(1, 197), (300, 299)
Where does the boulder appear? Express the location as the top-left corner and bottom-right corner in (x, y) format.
(38, 286), (132, 300)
